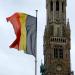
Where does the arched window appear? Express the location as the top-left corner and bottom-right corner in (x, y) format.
(50, 1), (53, 11)
(56, 0), (59, 11)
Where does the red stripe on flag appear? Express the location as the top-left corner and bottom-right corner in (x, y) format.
(6, 13), (21, 50)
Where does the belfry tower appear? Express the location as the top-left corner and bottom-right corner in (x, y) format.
(44, 0), (74, 75)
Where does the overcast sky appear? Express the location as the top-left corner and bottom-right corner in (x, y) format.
(0, 0), (75, 75)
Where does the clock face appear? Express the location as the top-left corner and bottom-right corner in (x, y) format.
(56, 65), (62, 71)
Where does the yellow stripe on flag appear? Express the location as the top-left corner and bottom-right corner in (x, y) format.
(19, 13), (27, 52)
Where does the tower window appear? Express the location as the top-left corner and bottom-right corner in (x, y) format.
(56, 1), (59, 11)
(50, 1), (53, 11)
(54, 48), (58, 58)
(50, 25), (54, 36)
(59, 49), (63, 59)
(57, 27), (60, 36)
(62, 2), (64, 12)
(62, 26), (65, 37)
(54, 47), (63, 59)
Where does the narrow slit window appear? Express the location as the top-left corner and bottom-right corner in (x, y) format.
(62, 2), (64, 12)
(59, 49), (63, 59)
(50, 25), (54, 36)
(50, 1), (53, 11)
(57, 27), (60, 36)
(56, 1), (59, 11)
(54, 48), (58, 58)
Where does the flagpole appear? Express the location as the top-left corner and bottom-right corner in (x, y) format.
(35, 10), (38, 75)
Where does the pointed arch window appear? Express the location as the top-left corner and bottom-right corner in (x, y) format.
(50, 1), (53, 11)
(56, 0), (59, 11)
